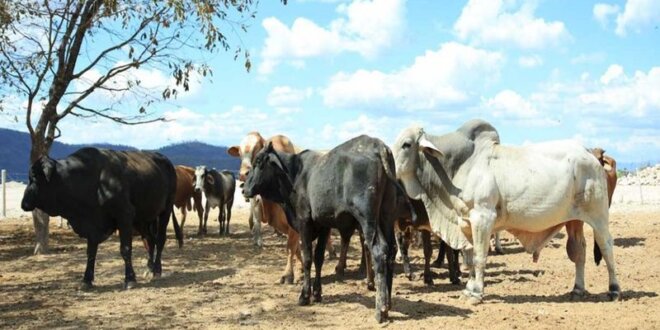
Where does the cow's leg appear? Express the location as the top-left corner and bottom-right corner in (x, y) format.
(335, 228), (353, 278)
(566, 220), (587, 299)
(312, 227), (330, 303)
(151, 209), (171, 278)
(448, 246), (461, 285)
(396, 228), (412, 280)
(359, 230), (375, 291)
(493, 231), (504, 255)
(298, 222), (313, 306)
(591, 221), (621, 301)
(369, 228), (389, 323)
(251, 198), (263, 248)
(421, 230), (434, 286)
(433, 240), (447, 268)
(225, 200), (233, 235)
(81, 240), (99, 290)
(281, 230), (298, 284)
(118, 228), (137, 289)
(200, 201), (209, 236)
(180, 207), (187, 233)
(463, 207), (495, 305)
(219, 202), (225, 236)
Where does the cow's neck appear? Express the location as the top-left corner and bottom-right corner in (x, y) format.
(273, 152), (303, 226)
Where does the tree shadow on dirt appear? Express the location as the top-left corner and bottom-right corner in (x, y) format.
(325, 293), (472, 320)
(0, 299), (90, 329)
(144, 267), (236, 289)
(488, 290), (658, 304)
(614, 237), (646, 248)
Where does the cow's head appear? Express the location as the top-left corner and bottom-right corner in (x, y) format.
(21, 156), (59, 213)
(193, 165), (212, 193)
(242, 142), (293, 204)
(393, 126), (443, 200)
(228, 132), (265, 181)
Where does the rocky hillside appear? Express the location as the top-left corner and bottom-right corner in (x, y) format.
(619, 164), (660, 186)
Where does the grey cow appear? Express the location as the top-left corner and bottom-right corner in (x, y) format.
(193, 166), (236, 236)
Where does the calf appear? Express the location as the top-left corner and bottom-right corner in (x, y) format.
(174, 165), (204, 236)
(243, 136), (402, 322)
(21, 148), (182, 289)
(193, 166), (235, 236)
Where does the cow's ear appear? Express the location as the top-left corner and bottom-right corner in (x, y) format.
(206, 174), (215, 185)
(419, 135), (444, 158)
(227, 146), (240, 157)
(41, 157), (55, 182)
(265, 141), (275, 153)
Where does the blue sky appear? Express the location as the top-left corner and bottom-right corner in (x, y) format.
(1, 0), (659, 166)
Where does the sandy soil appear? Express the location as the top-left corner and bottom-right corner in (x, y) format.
(0, 185), (659, 329)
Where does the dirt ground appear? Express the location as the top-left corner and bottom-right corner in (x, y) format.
(1, 204), (659, 329)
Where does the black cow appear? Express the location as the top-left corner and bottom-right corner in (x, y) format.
(395, 198), (461, 286)
(243, 135), (405, 323)
(21, 148), (183, 290)
(193, 166), (236, 236)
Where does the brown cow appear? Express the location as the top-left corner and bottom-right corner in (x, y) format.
(228, 132), (335, 284)
(174, 165), (204, 236)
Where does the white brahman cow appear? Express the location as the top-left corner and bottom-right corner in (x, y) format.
(393, 119), (620, 304)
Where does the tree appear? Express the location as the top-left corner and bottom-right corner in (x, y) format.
(0, 0), (285, 254)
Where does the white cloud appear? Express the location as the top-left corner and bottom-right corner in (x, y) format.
(259, 0), (405, 74)
(454, 0), (570, 49)
(593, 3), (620, 28)
(518, 54), (543, 68)
(599, 64), (624, 84)
(487, 89), (540, 118)
(267, 86), (313, 107)
(580, 66), (660, 117)
(46, 106), (295, 149)
(322, 42), (504, 111)
(570, 52), (606, 65)
(615, 0), (660, 36)
(266, 85), (313, 115)
(594, 0), (660, 36)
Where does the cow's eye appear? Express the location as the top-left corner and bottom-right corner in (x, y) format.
(402, 142), (411, 149)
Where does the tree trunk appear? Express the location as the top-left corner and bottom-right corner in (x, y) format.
(30, 134), (50, 255)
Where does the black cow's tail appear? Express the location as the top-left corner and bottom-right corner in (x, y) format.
(594, 241), (602, 266)
(171, 207), (184, 248)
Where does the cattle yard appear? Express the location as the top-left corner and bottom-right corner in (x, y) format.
(0, 184), (659, 329)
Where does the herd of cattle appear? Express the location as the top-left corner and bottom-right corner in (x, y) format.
(19, 119), (620, 322)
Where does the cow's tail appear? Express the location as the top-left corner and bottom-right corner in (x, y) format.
(379, 146), (418, 224)
(171, 207), (184, 248)
(594, 242), (602, 266)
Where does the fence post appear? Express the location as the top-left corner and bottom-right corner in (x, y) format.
(1, 169), (6, 218)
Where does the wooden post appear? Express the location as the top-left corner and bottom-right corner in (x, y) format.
(1, 169), (6, 218)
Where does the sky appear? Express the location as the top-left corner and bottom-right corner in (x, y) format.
(1, 0), (659, 166)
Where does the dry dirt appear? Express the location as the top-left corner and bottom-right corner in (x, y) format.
(1, 204), (659, 329)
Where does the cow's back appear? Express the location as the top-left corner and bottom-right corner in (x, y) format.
(473, 142), (608, 231)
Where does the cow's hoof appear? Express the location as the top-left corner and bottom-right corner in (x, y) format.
(494, 249), (504, 255)
(123, 280), (137, 290)
(450, 278), (462, 285)
(334, 267), (345, 278)
(298, 296), (311, 306)
(569, 287), (587, 301)
(608, 291), (621, 301)
(280, 274), (294, 285)
(406, 273), (414, 282)
(313, 293), (322, 303)
(374, 310), (388, 323)
(79, 281), (94, 291)
(608, 284), (621, 301)
(152, 272), (162, 279)
(367, 281), (376, 291)
(424, 277), (434, 286)
(432, 260), (443, 268)
(467, 296), (482, 306)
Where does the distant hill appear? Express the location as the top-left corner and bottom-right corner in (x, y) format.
(0, 128), (239, 182)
